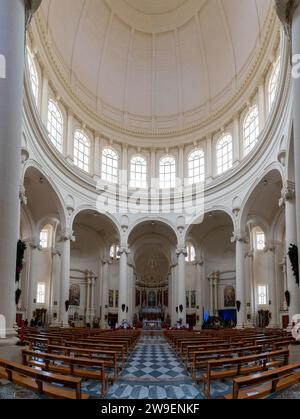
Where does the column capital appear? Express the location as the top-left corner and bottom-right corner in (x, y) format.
(274, 0), (300, 41)
(231, 232), (247, 244)
(51, 248), (62, 257)
(279, 181), (295, 207)
(176, 247), (188, 257)
(19, 184), (27, 205)
(60, 228), (75, 242)
(118, 247), (130, 256)
(102, 258), (112, 265)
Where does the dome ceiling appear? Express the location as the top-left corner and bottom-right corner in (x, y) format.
(37, 0), (275, 133)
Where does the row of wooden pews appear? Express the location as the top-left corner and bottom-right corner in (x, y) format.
(164, 328), (300, 399)
(0, 328), (141, 399)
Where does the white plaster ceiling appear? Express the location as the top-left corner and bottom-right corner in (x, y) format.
(38, 0), (273, 131)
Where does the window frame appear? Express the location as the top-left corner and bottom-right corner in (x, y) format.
(216, 134), (233, 175)
(73, 130), (90, 173)
(257, 284), (268, 306)
(188, 149), (205, 185)
(159, 155), (176, 189)
(268, 57), (281, 112)
(26, 48), (39, 105)
(47, 99), (63, 153)
(243, 106), (260, 157)
(130, 155), (148, 189)
(102, 147), (119, 184)
(37, 282), (46, 305)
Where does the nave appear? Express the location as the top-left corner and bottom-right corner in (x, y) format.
(1, 328), (300, 400)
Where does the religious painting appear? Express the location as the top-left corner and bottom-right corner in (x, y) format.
(115, 290), (119, 308)
(224, 286), (236, 307)
(148, 291), (156, 307)
(109, 290), (114, 308)
(141, 291), (146, 306)
(191, 291), (196, 309)
(136, 289), (141, 307)
(163, 290), (168, 307)
(69, 284), (80, 306)
(186, 291), (190, 309)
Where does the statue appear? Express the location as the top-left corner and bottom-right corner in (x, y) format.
(292, 314), (300, 342)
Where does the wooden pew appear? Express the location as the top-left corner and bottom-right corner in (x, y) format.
(224, 362), (300, 399)
(190, 345), (264, 379)
(22, 349), (108, 398)
(46, 344), (119, 381)
(202, 349), (289, 398)
(0, 358), (87, 399)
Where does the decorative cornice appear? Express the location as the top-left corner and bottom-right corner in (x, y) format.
(176, 247), (188, 257)
(60, 228), (75, 242)
(117, 247), (130, 256)
(231, 232), (247, 244)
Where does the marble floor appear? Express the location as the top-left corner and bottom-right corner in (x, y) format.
(0, 333), (300, 399)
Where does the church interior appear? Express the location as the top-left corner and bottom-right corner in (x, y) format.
(1, 0), (300, 400)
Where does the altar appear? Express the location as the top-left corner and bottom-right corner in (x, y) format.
(143, 319), (162, 330)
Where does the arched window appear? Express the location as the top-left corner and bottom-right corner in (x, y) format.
(26, 48), (39, 104)
(102, 148), (119, 184)
(185, 242), (196, 262)
(39, 224), (53, 249)
(110, 244), (120, 260)
(47, 100), (63, 152)
(188, 149), (205, 184)
(254, 227), (266, 251)
(130, 156), (147, 188)
(269, 58), (281, 111)
(159, 156), (176, 189)
(243, 106), (260, 157)
(73, 130), (90, 172)
(216, 134), (233, 175)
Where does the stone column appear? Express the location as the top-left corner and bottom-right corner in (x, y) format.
(194, 261), (203, 327)
(118, 247), (129, 325)
(86, 276), (91, 325)
(171, 263), (178, 326)
(233, 116), (240, 166)
(178, 145), (184, 184)
(213, 273), (219, 315)
(177, 247), (187, 325)
(150, 148), (156, 187)
(0, 0), (40, 345)
(206, 136), (213, 183)
(59, 229), (72, 326)
(267, 244), (279, 327)
(101, 259), (110, 328)
(66, 110), (74, 163)
(27, 240), (39, 322)
(48, 249), (61, 324)
(41, 70), (49, 126)
(232, 233), (246, 328)
(290, 2), (300, 277)
(209, 274), (214, 316)
(90, 275), (96, 322)
(280, 182), (300, 324)
(93, 134), (101, 178)
(245, 251), (255, 327)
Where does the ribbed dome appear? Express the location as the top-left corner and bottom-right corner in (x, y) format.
(37, 0), (274, 132)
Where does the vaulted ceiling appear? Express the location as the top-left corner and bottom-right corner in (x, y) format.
(36, 0), (275, 132)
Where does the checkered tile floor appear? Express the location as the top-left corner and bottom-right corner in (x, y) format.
(104, 333), (204, 399)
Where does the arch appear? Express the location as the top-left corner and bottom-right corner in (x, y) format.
(240, 167), (284, 230)
(127, 218), (178, 247)
(268, 56), (281, 112)
(71, 207), (121, 243)
(22, 162), (67, 231)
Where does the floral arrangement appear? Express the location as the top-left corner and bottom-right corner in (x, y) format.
(15, 240), (26, 305)
(288, 244), (299, 286)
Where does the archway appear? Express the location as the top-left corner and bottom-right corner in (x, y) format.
(128, 220), (177, 328)
(71, 210), (120, 328)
